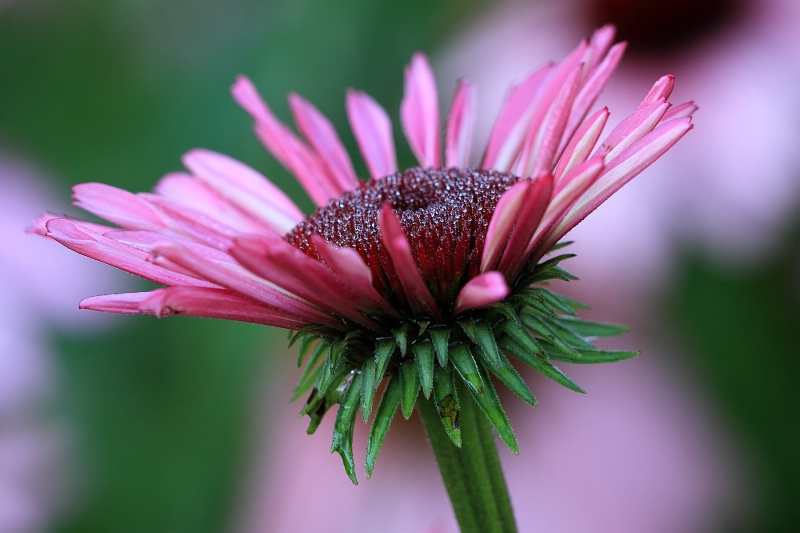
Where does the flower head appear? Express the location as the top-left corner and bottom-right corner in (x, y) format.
(34, 25), (694, 483)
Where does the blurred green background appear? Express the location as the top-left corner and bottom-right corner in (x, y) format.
(1, 0), (799, 532)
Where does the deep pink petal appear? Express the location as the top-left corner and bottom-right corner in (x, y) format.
(401, 53), (441, 168)
(230, 235), (379, 329)
(378, 204), (442, 319)
(346, 90), (397, 179)
(289, 93), (359, 192)
(454, 271), (510, 315)
(554, 107), (609, 183)
(182, 149), (303, 231)
(638, 75), (675, 109)
(480, 180), (529, 272)
(445, 80), (477, 168)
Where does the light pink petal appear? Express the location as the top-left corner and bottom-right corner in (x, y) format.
(638, 75), (675, 109)
(142, 194), (247, 250)
(45, 218), (216, 288)
(482, 65), (552, 171)
(445, 80), (477, 168)
(231, 76), (342, 206)
(312, 236), (400, 318)
(497, 173), (554, 278)
(378, 205), (442, 319)
(480, 180), (529, 272)
(346, 90), (397, 179)
(230, 235), (379, 329)
(594, 99), (669, 161)
(73, 183), (167, 231)
(289, 93), (359, 191)
(585, 24), (617, 71)
(151, 240), (341, 327)
(663, 101), (698, 120)
(454, 271), (510, 315)
(182, 149), (304, 231)
(401, 53), (441, 168)
(554, 107), (609, 183)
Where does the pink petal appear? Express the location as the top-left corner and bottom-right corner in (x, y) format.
(289, 93), (359, 192)
(312, 236), (400, 318)
(231, 76), (342, 206)
(45, 218), (216, 288)
(454, 271), (510, 315)
(378, 204), (442, 319)
(554, 107), (609, 183)
(482, 65), (552, 171)
(401, 53), (441, 168)
(182, 149), (304, 232)
(346, 90), (397, 179)
(445, 80), (477, 168)
(594, 99), (669, 161)
(480, 180), (529, 272)
(229, 235), (379, 329)
(585, 24), (617, 71)
(73, 183), (167, 231)
(663, 101), (698, 121)
(638, 75), (675, 109)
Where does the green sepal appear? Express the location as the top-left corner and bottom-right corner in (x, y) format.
(432, 365), (461, 447)
(331, 372), (362, 485)
(393, 324), (409, 357)
(287, 325), (320, 349)
(489, 301), (522, 327)
(399, 361), (420, 419)
(497, 320), (546, 359)
(360, 357), (378, 423)
(558, 317), (629, 338)
(417, 319), (430, 336)
(458, 318), (478, 343)
(502, 338), (585, 394)
(547, 348), (639, 364)
(466, 358), (518, 454)
(374, 338), (396, 381)
(316, 350), (348, 396)
(291, 340), (328, 402)
(543, 317), (597, 350)
(366, 372), (402, 478)
(520, 311), (579, 357)
(487, 351), (537, 406)
(514, 291), (557, 319)
(328, 339), (348, 370)
(300, 363), (349, 435)
(535, 288), (579, 316)
(429, 327), (450, 367)
(450, 344), (485, 396)
(294, 333), (320, 367)
(413, 341), (435, 399)
(474, 321), (502, 368)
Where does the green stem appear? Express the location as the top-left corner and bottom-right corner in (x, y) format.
(418, 380), (518, 533)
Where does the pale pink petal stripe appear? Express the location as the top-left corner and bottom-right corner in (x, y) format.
(346, 90), (397, 179)
(401, 53), (441, 168)
(638, 75), (675, 109)
(312, 237), (400, 318)
(231, 76), (341, 206)
(594, 99), (669, 161)
(663, 101), (698, 120)
(585, 24), (616, 72)
(45, 218), (217, 288)
(230, 235), (379, 329)
(554, 107), (609, 183)
(289, 93), (359, 192)
(454, 271), (510, 315)
(151, 240), (342, 327)
(497, 173), (553, 278)
(73, 183), (167, 231)
(81, 288), (312, 329)
(378, 205), (442, 320)
(445, 80), (476, 168)
(182, 149), (304, 231)
(480, 180), (529, 272)
(482, 65), (552, 171)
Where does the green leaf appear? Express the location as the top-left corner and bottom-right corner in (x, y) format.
(413, 341), (435, 399)
(429, 327), (450, 367)
(474, 321), (502, 368)
(487, 352), (537, 406)
(547, 349), (639, 364)
(467, 360), (518, 454)
(331, 372), (362, 485)
(366, 373), (402, 478)
(374, 338), (396, 381)
(558, 317), (629, 338)
(291, 340), (329, 402)
(449, 344), (485, 396)
(399, 361), (420, 419)
(360, 357), (377, 423)
(393, 324), (409, 357)
(502, 338), (585, 393)
(432, 365), (461, 447)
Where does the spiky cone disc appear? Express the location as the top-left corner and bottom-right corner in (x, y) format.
(290, 251), (638, 483)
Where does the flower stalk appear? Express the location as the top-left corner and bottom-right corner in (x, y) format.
(419, 379), (517, 533)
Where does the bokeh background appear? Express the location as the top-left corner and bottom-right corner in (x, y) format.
(1, 0), (799, 531)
